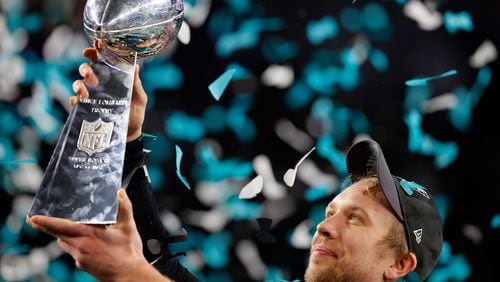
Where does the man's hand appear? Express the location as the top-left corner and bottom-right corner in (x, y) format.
(26, 189), (170, 282)
(71, 48), (148, 142)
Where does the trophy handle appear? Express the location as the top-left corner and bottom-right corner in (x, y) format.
(29, 52), (137, 224)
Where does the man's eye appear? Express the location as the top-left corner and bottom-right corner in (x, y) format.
(326, 211), (335, 218)
(349, 213), (362, 222)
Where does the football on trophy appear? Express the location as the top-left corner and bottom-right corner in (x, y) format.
(83, 0), (184, 62)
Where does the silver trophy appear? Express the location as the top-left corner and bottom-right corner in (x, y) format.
(29, 0), (183, 223)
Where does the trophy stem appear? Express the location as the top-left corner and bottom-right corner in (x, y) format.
(29, 53), (137, 224)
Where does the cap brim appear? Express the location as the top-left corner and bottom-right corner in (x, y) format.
(346, 139), (404, 222)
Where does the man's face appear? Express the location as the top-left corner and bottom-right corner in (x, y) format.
(305, 180), (399, 282)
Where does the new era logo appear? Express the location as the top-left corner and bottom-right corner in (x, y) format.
(413, 229), (423, 244)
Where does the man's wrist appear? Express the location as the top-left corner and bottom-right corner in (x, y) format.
(111, 260), (171, 282)
(127, 130), (143, 143)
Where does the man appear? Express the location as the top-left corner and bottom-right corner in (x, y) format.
(305, 139), (443, 281)
(27, 48), (197, 282)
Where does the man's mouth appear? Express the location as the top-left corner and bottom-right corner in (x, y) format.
(311, 245), (337, 258)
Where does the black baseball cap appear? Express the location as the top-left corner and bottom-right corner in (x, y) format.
(346, 139), (443, 281)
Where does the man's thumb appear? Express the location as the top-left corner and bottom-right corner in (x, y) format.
(116, 189), (134, 229)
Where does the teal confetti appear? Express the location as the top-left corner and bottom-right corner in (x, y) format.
(399, 178), (427, 196)
(402, 272), (420, 282)
(193, 156), (253, 181)
(311, 97), (334, 119)
(285, 81), (314, 110)
(147, 164), (166, 191)
(226, 96), (257, 143)
(309, 203), (329, 231)
(226, 63), (252, 80)
(404, 109), (459, 168)
(405, 69), (458, 87)
(143, 133), (172, 163)
(369, 49), (389, 72)
(142, 62), (184, 93)
(0, 137), (16, 162)
(305, 185), (330, 202)
(362, 3), (390, 31)
(404, 84), (432, 110)
(450, 67), (492, 132)
(439, 241), (452, 264)
(73, 269), (98, 282)
(206, 271), (232, 282)
(316, 135), (347, 175)
(215, 18), (285, 58)
(428, 253), (471, 281)
(226, 0), (251, 14)
(165, 111), (206, 142)
(240, 18), (285, 34)
(434, 194), (450, 225)
(141, 133), (158, 140)
(304, 63), (338, 95)
(208, 69), (236, 101)
(0, 159), (37, 166)
(265, 266), (285, 281)
(202, 105), (227, 134)
(340, 7), (363, 33)
(443, 11), (474, 34)
(223, 195), (262, 220)
(341, 48), (363, 67)
(0, 109), (21, 136)
(491, 214), (500, 229)
(175, 145), (191, 190)
(201, 231), (232, 269)
(306, 16), (339, 45)
(350, 110), (371, 135)
(47, 260), (71, 282)
(20, 13), (43, 33)
(207, 9), (235, 40)
(262, 37), (300, 63)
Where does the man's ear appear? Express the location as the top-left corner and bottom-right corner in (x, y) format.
(384, 252), (417, 280)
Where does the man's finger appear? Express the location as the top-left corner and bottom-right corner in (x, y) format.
(115, 189), (135, 231)
(29, 215), (89, 237)
(72, 80), (89, 99)
(69, 96), (78, 106)
(57, 237), (78, 257)
(132, 64), (147, 104)
(82, 48), (97, 62)
(79, 63), (99, 88)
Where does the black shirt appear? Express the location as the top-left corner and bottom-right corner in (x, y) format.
(123, 138), (198, 282)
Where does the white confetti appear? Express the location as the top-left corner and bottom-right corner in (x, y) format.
(253, 155), (287, 200)
(275, 119), (314, 153)
(177, 20), (191, 45)
(403, 0), (443, 31)
(235, 240), (266, 281)
(462, 224), (483, 245)
(469, 40), (497, 68)
(182, 208), (229, 232)
(290, 219), (313, 249)
(283, 147), (316, 187)
(422, 93), (457, 114)
(184, 0), (212, 28)
(296, 160), (338, 189)
(238, 175), (264, 199)
(261, 64), (295, 89)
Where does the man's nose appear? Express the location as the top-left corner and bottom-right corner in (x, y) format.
(316, 216), (341, 239)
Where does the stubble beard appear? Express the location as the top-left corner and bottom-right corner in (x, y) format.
(304, 255), (371, 282)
